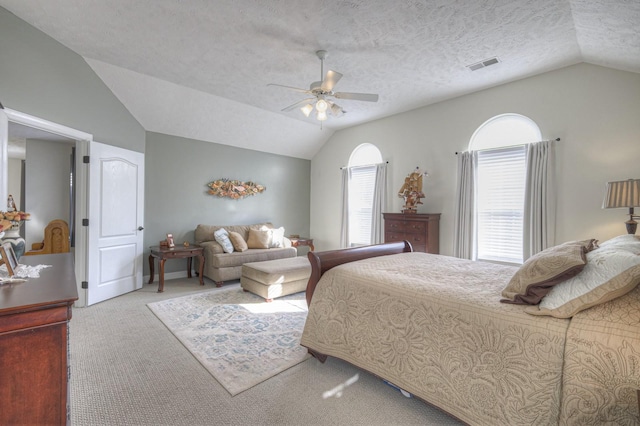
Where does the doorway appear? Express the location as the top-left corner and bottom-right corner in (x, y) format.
(3, 107), (91, 306)
(8, 122), (76, 247)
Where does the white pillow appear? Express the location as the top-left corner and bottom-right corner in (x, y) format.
(598, 234), (640, 253)
(213, 228), (234, 254)
(525, 245), (640, 318)
(268, 227), (285, 248)
(259, 225), (285, 248)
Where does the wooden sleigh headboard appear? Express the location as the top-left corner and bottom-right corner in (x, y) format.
(305, 240), (413, 306)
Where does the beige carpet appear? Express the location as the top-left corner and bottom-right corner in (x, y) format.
(70, 278), (463, 425)
(147, 287), (310, 395)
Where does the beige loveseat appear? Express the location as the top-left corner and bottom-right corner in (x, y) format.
(194, 222), (297, 287)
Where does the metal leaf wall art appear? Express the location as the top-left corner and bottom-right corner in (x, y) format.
(207, 178), (266, 199)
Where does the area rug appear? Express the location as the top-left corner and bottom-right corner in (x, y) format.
(147, 287), (309, 396)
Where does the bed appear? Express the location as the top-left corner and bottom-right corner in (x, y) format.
(300, 239), (640, 425)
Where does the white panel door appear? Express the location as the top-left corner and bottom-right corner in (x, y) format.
(87, 142), (144, 305)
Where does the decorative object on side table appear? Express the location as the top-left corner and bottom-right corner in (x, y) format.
(398, 167), (428, 214)
(602, 178), (640, 234)
(207, 178), (266, 199)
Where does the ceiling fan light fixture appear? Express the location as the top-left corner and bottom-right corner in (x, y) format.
(300, 104), (314, 117)
(330, 103), (343, 116)
(315, 98), (328, 113)
(269, 50), (378, 125)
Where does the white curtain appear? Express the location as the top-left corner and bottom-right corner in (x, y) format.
(523, 139), (556, 260)
(453, 151), (477, 259)
(339, 167), (350, 248)
(370, 163), (387, 244)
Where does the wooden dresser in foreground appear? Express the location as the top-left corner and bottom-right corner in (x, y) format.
(383, 213), (441, 254)
(0, 253), (78, 425)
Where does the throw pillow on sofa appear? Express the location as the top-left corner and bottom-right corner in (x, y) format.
(262, 226), (285, 248)
(247, 228), (270, 249)
(228, 231), (248, 252)
(214, 228), (234, 253)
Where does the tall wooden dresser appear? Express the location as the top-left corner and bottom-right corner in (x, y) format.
(0, 253), (78, 425)
(383, 213), (441, 254)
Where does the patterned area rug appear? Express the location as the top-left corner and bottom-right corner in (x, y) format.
(147, 287), (309, 396)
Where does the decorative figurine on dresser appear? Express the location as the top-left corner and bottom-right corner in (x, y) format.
(386, 167), (439, 253)
(397, 167), (427, 214)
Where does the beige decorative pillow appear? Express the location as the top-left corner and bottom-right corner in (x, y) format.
(525, 247), (640, 318)
(228, 231), (248, 252)
(246, 228), (270, 249)
(501, 240), (594, 305)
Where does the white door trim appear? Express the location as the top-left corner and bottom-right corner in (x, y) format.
(4, 108), (92, 307)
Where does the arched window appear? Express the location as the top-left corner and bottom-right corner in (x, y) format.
(346, 144), (383, 246)
(470, 114), (541, 264)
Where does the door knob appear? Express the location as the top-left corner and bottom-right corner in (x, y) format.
(138, 226), (144, 231)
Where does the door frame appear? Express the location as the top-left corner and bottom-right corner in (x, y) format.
(4, 108), (91, 306)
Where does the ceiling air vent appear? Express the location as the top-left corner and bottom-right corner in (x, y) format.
(467, 57), (500, 71)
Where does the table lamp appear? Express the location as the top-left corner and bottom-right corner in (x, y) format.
(602, 178), (640, 234)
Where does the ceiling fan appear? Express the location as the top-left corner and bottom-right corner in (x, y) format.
(268, 50), (379, 122)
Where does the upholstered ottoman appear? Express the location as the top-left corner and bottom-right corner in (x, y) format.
(241, 256), (311, 302)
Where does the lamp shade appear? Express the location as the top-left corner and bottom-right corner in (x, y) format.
(300, 104), (313, 117)
(602, 179), (640, 208)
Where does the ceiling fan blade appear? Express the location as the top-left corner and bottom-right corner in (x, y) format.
(281, 98), (316, 112)
(321, 70), (343, 92)
(268, 83), (312, 94)
(333, 92), (379, 102)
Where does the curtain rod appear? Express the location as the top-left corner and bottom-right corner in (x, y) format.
(455, 138), (560, 155)
(340, 161), (389, 170)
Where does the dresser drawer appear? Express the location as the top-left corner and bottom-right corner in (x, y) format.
(404, 221), (426, 234)
(385, 232), (406, 242)
(405, 233), (425, 245)
(386, 221), (406, 232)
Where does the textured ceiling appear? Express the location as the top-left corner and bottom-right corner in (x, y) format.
(1, 0), (639, 159)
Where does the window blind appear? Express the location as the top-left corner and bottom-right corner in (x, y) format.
(476, 145), (526, 264)
(348, 165), (377, 246)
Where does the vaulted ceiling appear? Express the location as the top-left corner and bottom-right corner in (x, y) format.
(2, 0), (639, 159)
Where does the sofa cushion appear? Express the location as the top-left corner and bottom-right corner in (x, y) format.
(195, 222), (274, 244)
(209, 247), (297, 268)
(247, 228), (270, 249)
(228, 231), (248, 252)
(268, 227), (285, 248)
(214, 228), (234, 253)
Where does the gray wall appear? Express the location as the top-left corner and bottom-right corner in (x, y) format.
(1, 7), (311, 281)
(0, 7), (145, 152)
(144, 132), (311, 275)
(24, 139), (73, 246)
(311, 63), (640, 254)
